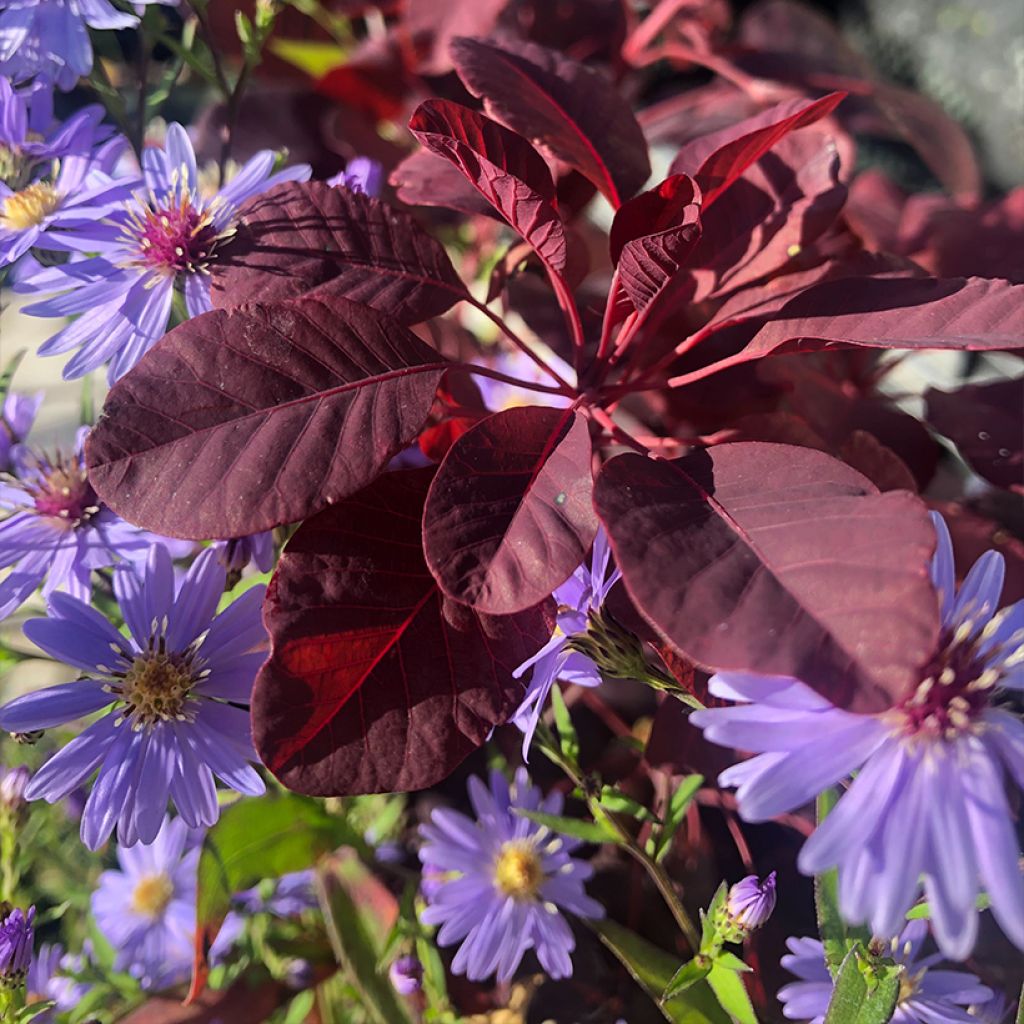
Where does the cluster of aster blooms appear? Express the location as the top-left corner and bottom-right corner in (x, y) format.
(0, 2), (1021, 1023)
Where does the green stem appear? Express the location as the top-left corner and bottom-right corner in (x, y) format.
(535, 725), (701, 951)
(0, 810), (18, 904)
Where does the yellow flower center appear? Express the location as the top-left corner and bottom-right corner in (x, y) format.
(130, 873), (174, 918)
(1, 182), (60, 230)
(114, 652), (195, 728)
(493, 842), (544, 900)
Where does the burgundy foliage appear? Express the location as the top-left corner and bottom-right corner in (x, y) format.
(84, 14), (1024, 797)
(252, 468), (550, 795)
(423, 406), (597, 613)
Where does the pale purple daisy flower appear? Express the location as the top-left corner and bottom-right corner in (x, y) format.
(91, 815), (199, 991)
(234, 869), (317, 917)
(327, 156), (384, 197)
(778, 921), (992, 1024)
(16, 123), (310, 381)
(0, 153), (132, 266)
(0, 389), (42, 471)
(0, 905), (34, 982)
(0, 0), (176, 90)
(26, 943), (89, 1021)
(0, 77), (105, 180)
(0, 426), (173, 620)
(418, 768), (603, 983)
(512, 527), (621, 755)
(389, 954), (423, 996)
(692, 513), (1024, 959)
(725, 871), (777, 932)
(215, 531), (275, 575)
(0, 544), (267, 849)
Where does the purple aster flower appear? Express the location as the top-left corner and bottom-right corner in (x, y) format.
(725, 871), (777, 932)
(512, 527), (621, 754)
(389, 954), (423, 996)
(26, 943), (89, 1020)
(0, 544), (268, 849)
(692, 513), (1024, 959)
(17, 122), (310, 381)
(0, 764), (31, 810)
(0, 427), (175, 621)
(0, 77), (105, 181)
(0, 905), (34, 983)
(778, 921), (992, 1024)
(215, 531), (275, 575)
(0, 389), (42, 472)
(327, 156), (383, 197)
(234, 869), (317, 917)
(0, 153), (132, 266)
(91, 815), (199, 991)
(418, 767), (603, 983)
(0, 1), (176, 91)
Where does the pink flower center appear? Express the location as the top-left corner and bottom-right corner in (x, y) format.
(128, 194), (224, 275)
(27, 456), (98, 526)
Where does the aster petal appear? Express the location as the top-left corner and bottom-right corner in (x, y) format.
(980, 709), (1024, 789)
(130, 728), (176, 845)
(23, 716), (118, 801)
(706, 672), (834, 710)
(26, 590), (132, 667)
(0, 679), (110, 733)
(951, 551), (1004, 637)
(199, 585), (268, 664)
(169, 759), (219, 829)
(929, 512), (956, 623)
(80, 725), (146, 850)
(179, 715), (265, 795)
(183, 270), (213, 318)
(531, 904), (575, 979)
(164, 123), (198, 194)
(165, 548), (224, 650)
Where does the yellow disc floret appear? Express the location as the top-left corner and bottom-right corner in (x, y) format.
(114, 652), (196, 729)
(130, 873), (174, 918)
(493, 841), (544, 900)
(1, 182), (60, 230)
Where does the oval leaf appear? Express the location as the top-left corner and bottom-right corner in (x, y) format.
(408, 98), (568, 275)
(252, 467), (551, 796)
(594, 443), (939, 712)
(423, 406), (598, 614)
(211, 180), (469, 323)
(86, 296), (447, 539)
(450, 36), (651, 206)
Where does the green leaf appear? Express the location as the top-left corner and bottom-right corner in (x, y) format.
(315, 854), (412, 1024)
(701, 882), (729, 951)
(197, 792), (367, 938)
(664, 956), (713, 1000)
(589, 918), (731, 1024)
(823, 947), (900, 1024)
(714, 951), (752, 973)
(270, 38), (349, 77)
(815, 789), (869, 975)
(516, 808), (618, 844)
(653, 774), (703, 862)
(0, 349), (25, 407)
(905, 892), (989, 920)
(599, 785), (660, 823)
(708, 962), (758, 1024)
(1015, 982), (1023, 1024)
(416, 933), (451, 1014)
(551, 684), (580, 764)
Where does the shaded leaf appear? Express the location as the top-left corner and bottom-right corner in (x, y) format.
(707, 962), (758, 1024)
(252, 468), (551, 796)
(653, 774), (704, 863)
(86, 296), (447, 539)
(389, 149), (496, 218)
(315, 852), (410, 1024)
(610, 174), (703, 266)
(408, 99), (568, 275)
(450, 35), (650, 206)
(823, 948), (900, 1024)
(423, 406), (598, 614)
(594, 443), (938, 712)
(926, 380), (1024, 493)
(664, 957), (713, 1000)
(212, 181), (469, 322)
(403, 0), (511, 75)
(516, 808), (617, 844)
(670, 93), (845, 207)
(590, 918), (731, 1024)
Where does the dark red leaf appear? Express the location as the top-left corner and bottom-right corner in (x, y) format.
(408, 99), (568, 275)
(838, 431), (918, 494)
(211, 181), (469, 323)
(674, 276), (1024, 386)
(669, 92), (845, 208)
(449, 36), (650, 206)
(252, 468), (551, 795)
(609, 173), (702, 266)
(926, 380), (1024, 493)
(85, 296), (447, 539)
(423, 406), (597, 614)
(403, 0), (511, 75)
(594, 443), (939, 712)
(389, 149), (497, 218)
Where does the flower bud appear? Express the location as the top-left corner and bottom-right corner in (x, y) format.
(0, 905), (34, 986)
(389, 954), (423, 996)
(723, 872), (777, 935)
(0, 766), (30, 811)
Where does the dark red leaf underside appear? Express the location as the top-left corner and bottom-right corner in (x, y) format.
(423, 406), (598, 614)
(389, 149), (497, 218)
(409, 99), (568, 275)
(594, 443), (939, 712)
(609, 173), (702, 266)
(252, 468), (551, 796)
(211, 181), (469, 323)
(86, 296), (447, 539)
(450, 35), (650, 206)
(670, 92), (845, 208)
